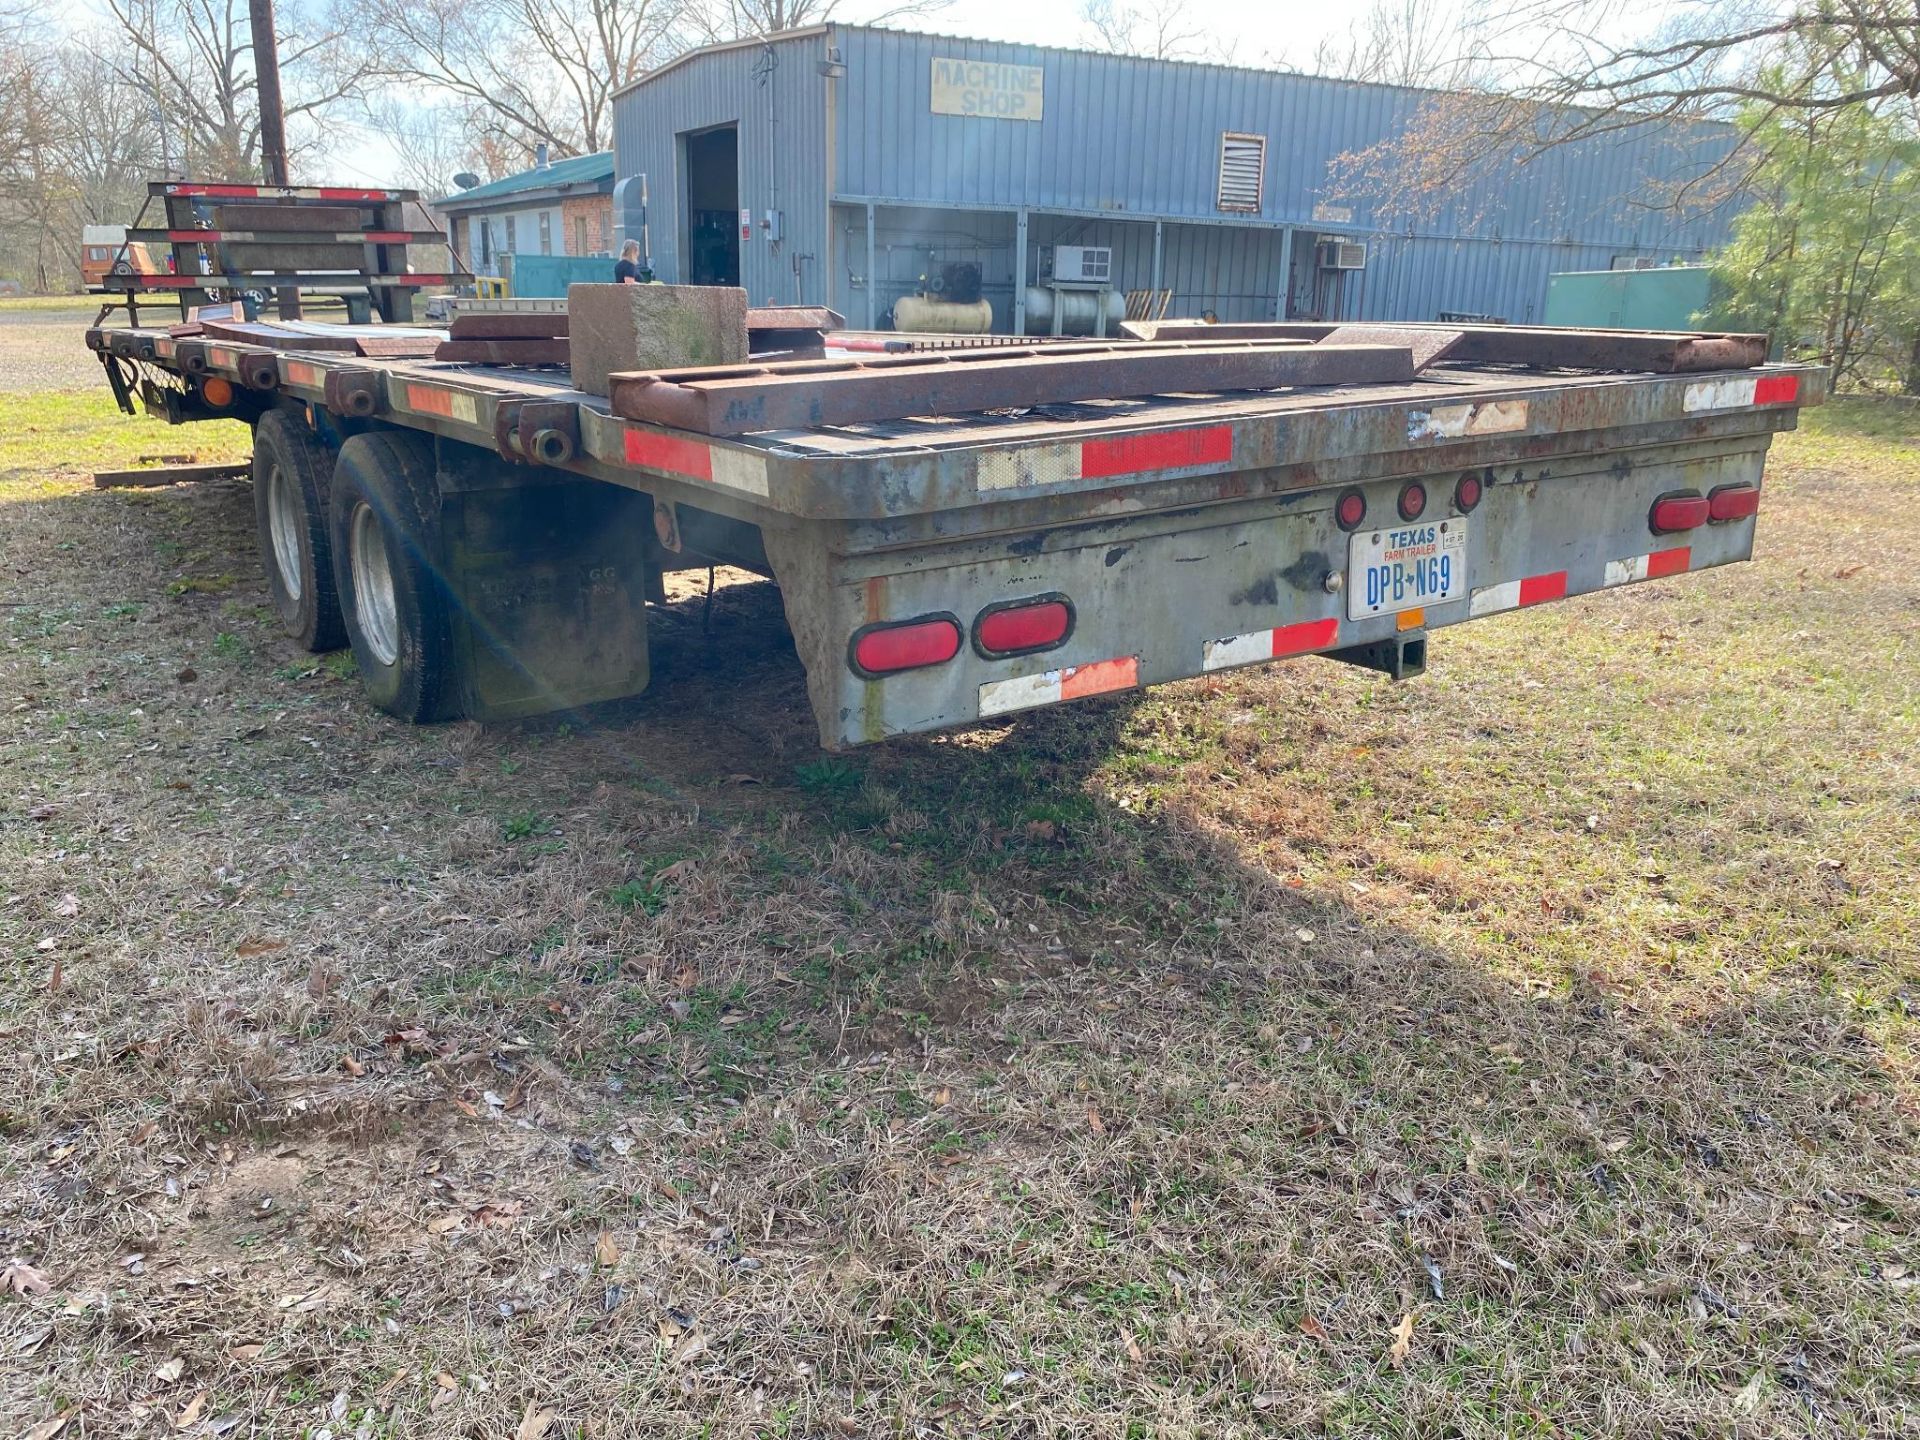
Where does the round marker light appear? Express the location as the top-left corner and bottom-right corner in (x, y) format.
(1455, 473), (1483, 512)
(201, 376), (233, 408)
(1398, 482), (1427, 522)
(1335, 490), (1367, 531)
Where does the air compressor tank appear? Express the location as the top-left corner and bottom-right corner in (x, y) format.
(891, 294), (994, 334)
(1022, 286), (1128, 336)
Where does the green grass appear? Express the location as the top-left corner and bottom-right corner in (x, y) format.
(0, 389), (250, 478)
(0, 387), (1915, 1439)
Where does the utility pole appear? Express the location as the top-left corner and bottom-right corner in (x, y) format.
(248, 0), (300, 317)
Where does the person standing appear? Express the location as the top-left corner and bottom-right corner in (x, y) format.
(613, 240), (645, 284)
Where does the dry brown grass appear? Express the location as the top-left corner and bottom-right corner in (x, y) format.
(2, 386), (1917, 1438)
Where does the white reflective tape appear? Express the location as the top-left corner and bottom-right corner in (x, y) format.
(1603, 555), (1649, 587)
(1468, 579), (1523, 617)
(710, 446), (769, 497)
(978, 670), (1063, 716)
(1408, 399), (1529, 442)
(1682, 377), (1757, 412)
(448, 392), (478, 425)
(1202, 631), (1276, 671)
(976, 443), (1081, 492)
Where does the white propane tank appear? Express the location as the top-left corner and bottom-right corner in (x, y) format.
(891, 294), (994, 334)
(1023, 287), (1128, 335)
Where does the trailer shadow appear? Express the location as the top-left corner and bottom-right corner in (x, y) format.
(3, 468), (1916, 1437)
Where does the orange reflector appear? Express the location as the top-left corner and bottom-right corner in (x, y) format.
(1396, 608), (1425, 632)
(201, 376), (233, 408)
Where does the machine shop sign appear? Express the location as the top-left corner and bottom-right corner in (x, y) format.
(931, 58), (1044, 121)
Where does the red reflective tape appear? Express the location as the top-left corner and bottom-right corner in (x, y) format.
(1517, 571), (1567, 606)
(317, 187), (395, 201)
(405, 384), (452, 416)
(1271, 616), (1340, 657)
(1753, 374), (1799, 405)
(168, 183), (260, 197)
(1059, 655), (1139, 701)
(1645, 546), (1691, 579)
(1079, 425), (1232, 479)
(623, 429), (713, 480)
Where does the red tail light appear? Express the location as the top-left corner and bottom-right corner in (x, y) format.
(1454, 472), (1483, 512)
(1335, 490), (1367, 531)
(1398, 482), (1427, 521)
(1650, 491), (1710, 534)
(850, 616), (961, 676)
(1708, 484), (1760, 522)
(975, 597), (1074, 657)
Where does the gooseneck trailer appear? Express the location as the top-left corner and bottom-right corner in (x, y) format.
(86, 309), (1821, 749)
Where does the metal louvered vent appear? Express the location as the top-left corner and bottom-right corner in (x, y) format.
(1217, 132), (1266, 213)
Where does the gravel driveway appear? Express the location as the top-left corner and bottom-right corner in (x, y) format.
(0, 302), (116, 391)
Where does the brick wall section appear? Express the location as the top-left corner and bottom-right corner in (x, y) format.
(561, 195), (614, 256)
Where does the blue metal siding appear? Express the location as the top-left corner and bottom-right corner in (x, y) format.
(611, 32), (831, 304)
(616, 24), (1741, 328)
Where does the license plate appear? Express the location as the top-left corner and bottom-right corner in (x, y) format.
(1346, 518), (1468, 620)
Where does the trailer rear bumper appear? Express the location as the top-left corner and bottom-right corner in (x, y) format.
(770, 432), (1774, 748)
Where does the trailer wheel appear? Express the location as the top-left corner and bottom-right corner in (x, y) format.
(328, 431), (459, 723)
(252, 411), (345, 652)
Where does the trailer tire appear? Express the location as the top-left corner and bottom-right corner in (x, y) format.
(329, 431), (459, 723)
(252, 410), (345, 652)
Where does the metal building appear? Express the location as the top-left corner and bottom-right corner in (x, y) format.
(611, 25), (1739, 332)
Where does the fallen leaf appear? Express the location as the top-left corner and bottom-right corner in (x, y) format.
(205, 1415), (243, 1435)
(22, 1411), (75, 1440)
(14, 1325), (52, 1356)
(1300, 1313), (1331, 1351)
(1121, 1329), (1144, 1365)
(516, 1402), (556, 1440)
(227, 1344), (264, 1362)
(671, 1326), (707, 1365)
(594, 1232), (620, 1267)
(173, 1390), (207, 1429)
(235, 937), (284, 959)
(52, 894), (78, 918)
(1833, 563), (1866, 579)
(153, 1356), (185, 1383)
(1023, 819), (1056, 841)
(341, 1055), (366, 1077)
(306, 957), (333, 1000)
(1388, 1311), (1415, 1369)
(1086, 1103), (1105, 1137)
(1, 1260), (51, 1296)
(727, 773), (761, 785)
(26, 804), (57, 821)
(931, 1086), (952, 1107)
(1733, 1371), (1765, 1415)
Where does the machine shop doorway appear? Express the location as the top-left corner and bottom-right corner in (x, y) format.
(681, 124), (740, 287)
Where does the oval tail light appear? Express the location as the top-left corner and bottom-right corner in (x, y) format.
(1650, 491), (1710, 534)
(976, 597), (1074, 657)
(850, 616), (962, 676)
(1708, 484), (1760, 522)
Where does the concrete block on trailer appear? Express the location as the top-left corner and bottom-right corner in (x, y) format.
(567, 283), (748, 396)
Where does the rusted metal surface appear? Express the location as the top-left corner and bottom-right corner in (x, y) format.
(611, 342), (1415, 435)
(449, 312), (569, 341)
(435, 338), (570, 366)
(93, 461), (250, 489)
(1122, 319), (1769, 373)
(747, 306), (844, 331)
(1318, 325), (1465, 372)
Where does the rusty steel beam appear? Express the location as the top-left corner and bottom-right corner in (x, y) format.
(1317, 325), (1465, 372)
(610, 343), (1416, 436)
(1120, 319), (1769, 373)
(434, 338), (570, 366)
(448, 311), (569, 340)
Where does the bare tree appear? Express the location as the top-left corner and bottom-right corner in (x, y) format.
(99, 0), (377, 178)
(1327, 1), (1920, 222)
(1309, 0), (1494, 89)
(363, 97), (504, 201)
(678, 0), (953, 44)
(1078, 0), (1205, 61)
(350, 0), (682, 162)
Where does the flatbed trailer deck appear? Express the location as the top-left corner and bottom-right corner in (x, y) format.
(86, 321), (1825, 748)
